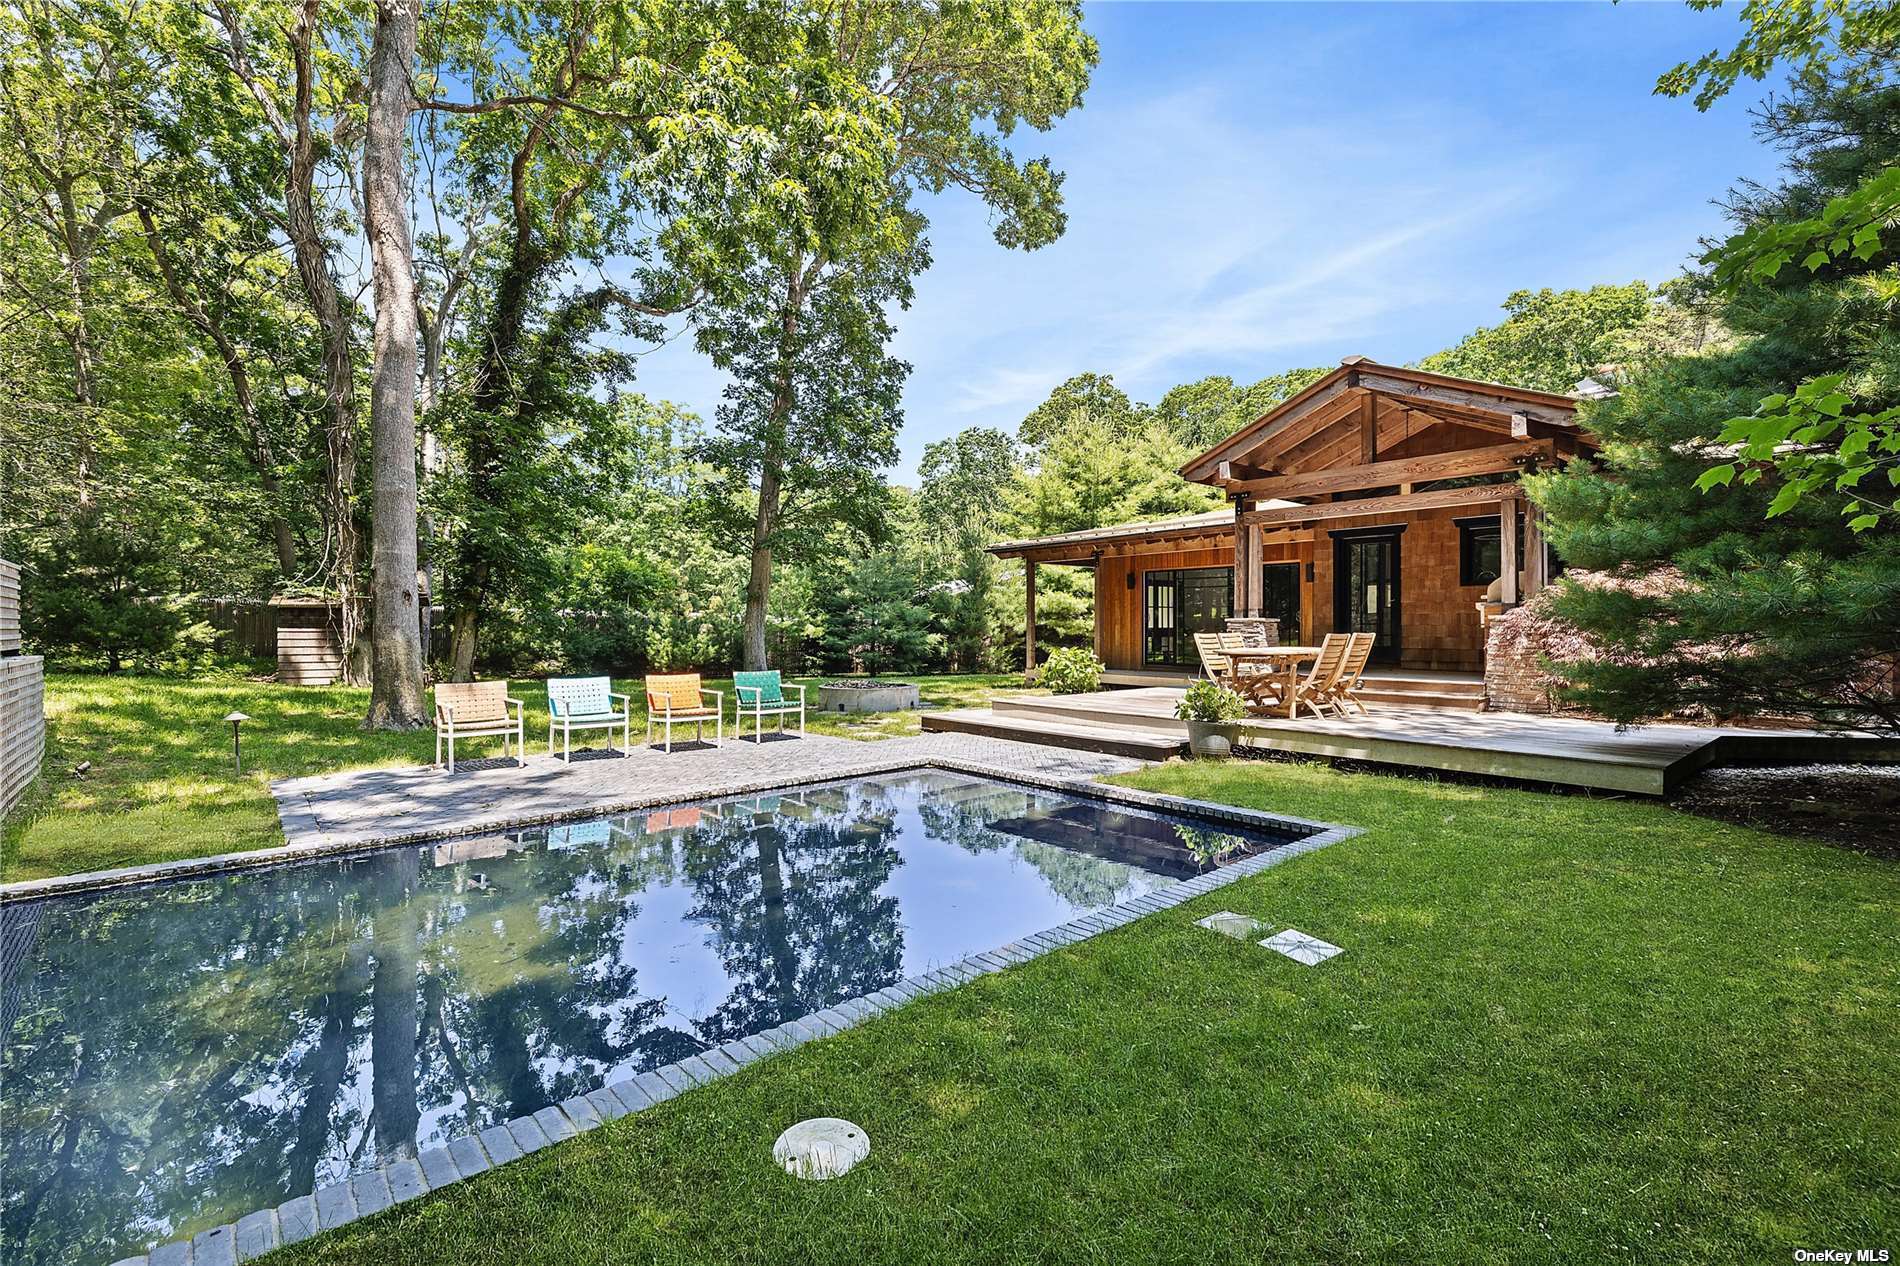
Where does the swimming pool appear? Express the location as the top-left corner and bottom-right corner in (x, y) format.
(0, 769), (1312, 1265)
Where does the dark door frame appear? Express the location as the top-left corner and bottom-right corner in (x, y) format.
(1329, 524), (1404, 665)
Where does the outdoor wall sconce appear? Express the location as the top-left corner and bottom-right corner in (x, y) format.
(1126, 571), (1136, 589)
(1306, 562), (1316, 583)
(224, 711), (251, 774)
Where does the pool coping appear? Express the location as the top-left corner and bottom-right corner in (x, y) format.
(1, 751), (1341, 902)
(36, 763), (1359, 1266)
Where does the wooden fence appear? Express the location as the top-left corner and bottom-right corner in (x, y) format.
(0, 560), (45, 819)
(198, 598), (279, 659)
(195, 598), (445, 683)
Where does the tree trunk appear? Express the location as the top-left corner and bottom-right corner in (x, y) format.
(739, 265), (806, 672)
(447, 591), (482, 683)
(741, 461), (779, 671)
(362, 0), (427, 729)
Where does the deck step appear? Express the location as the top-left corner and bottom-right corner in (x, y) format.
(921, 709), (1185, 759)
(1359, 675), (1486, 696)
(1353, 688), (1485, 712)
(994, 694), (1185, 734)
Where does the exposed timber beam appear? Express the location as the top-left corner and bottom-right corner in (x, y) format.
(1355, 371), (1574, 428)
(1498, 499), (1519, 604)
(1243, 481), (1522, 528)
(1216, 458), (1277, 484)
(1227, 439), (1555, 499)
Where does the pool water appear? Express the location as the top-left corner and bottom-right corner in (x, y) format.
(0, 770), (1300, 1265)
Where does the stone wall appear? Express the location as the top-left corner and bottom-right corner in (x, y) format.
(1482, 585), (1592, 715)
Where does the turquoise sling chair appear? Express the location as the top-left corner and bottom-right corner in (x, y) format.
(732, 670), (807, 742)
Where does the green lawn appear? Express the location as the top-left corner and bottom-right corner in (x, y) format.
(259, 758), (1898, 1266)
(0, 671), (1032, 882)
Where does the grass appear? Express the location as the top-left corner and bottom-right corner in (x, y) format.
(0, 671), (1033, 882)
(258, 757), (1899, 1265)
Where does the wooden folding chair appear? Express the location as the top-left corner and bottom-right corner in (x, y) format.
(1192, 632), (1234, 686)
(1325, 633), (1378, 715)
(1289, 633), (1353, 720)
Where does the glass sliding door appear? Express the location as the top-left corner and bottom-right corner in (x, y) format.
(1143, 567), (1233, 667)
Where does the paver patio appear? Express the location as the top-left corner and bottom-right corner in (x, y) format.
(272, 732), (1144, 851)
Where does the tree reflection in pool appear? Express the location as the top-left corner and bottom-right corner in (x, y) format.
(0, 769), (1298, 1265)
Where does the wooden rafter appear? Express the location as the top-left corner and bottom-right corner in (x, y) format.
(1225, 439), (1555, 499)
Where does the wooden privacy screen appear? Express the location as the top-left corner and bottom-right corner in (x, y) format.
(0, 560), (45, 818)
(0, 560), (18, 654)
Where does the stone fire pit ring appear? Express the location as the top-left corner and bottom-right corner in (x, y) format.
(818, 681), (921, 714)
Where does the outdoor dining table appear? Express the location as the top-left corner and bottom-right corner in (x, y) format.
(1224, 645), (1321, 718)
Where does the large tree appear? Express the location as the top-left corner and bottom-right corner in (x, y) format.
(431, 3), (717, 680)
(1419, 284), (1657, 393)
(674, 0), (1098, 671)
(1530, 34), (1900, 729)
(359, 0), (428, 726)
(213, 0), (370, 673)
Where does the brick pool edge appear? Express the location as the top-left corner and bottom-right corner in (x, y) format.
(39, 764), (1358, 1266)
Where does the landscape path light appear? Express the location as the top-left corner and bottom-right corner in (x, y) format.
(224, 711), (251, 774)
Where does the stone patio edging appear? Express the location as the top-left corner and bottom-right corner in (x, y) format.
(81, 764), (1359, 1266)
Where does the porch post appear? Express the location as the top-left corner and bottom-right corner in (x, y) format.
(1523, 505), (1547, 598)
(1233, 507), (1254, 616)
(1024, 559), (1038, 675)
(1499, 499), (1520, 605)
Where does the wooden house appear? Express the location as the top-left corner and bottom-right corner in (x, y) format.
(988, 357), (1593, 696)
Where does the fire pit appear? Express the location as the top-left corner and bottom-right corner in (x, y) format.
(818, 680), (921, 714)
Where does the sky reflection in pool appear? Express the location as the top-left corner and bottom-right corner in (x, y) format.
(0, 769), (1299, 1265)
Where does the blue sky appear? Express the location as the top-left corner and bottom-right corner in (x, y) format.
(628, 1), (1782, 483)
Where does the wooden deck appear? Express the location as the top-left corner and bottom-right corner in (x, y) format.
(923, 688), (1899, 796)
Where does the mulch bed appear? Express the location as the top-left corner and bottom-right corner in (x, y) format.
(1668, 763), (1900, 857)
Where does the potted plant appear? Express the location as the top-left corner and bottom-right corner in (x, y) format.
(1175, 679), (1247, 758)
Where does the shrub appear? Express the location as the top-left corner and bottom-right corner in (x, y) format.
(1175, 679), (1246, 722)
(1037, 646), (1103, 694)
(23, 509), (185, 672)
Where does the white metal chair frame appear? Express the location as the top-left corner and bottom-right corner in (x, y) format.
(645, 677), (725, 753)
(434, 685), (526, 774)
(546, 677), (633, 762)
(734, 680), (808, 742)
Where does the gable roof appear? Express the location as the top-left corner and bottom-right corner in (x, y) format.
(1179, 356), (1586, 485)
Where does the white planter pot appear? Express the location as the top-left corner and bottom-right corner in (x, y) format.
(1184, 719), (1240, 759)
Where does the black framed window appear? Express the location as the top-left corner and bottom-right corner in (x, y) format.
(1143, 566), (1232, 667)
(1456, 514), (1524, 588)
